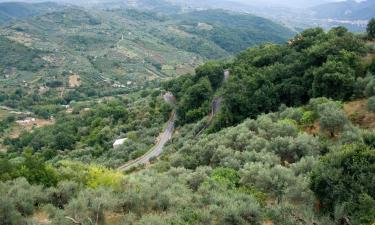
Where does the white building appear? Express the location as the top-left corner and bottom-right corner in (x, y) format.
(113, 138), (128, 148)
(16, 117), (36, 125)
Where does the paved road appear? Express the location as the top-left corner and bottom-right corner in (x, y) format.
(195, 69), (229, 136)
(118, 93), (176, 171)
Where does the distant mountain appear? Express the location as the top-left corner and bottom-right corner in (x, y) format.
(0, 2), (62, 25)
(311, 0), (375, 20)
(173, 10), (293, 54)
(233, 0), (332, 8)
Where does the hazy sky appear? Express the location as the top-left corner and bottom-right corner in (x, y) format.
(0, 0), (364, 9)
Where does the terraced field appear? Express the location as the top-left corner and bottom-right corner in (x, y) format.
(0, 4), (294, 109)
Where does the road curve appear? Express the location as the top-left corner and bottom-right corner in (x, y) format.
(118, 93), (176, 171)
(195, 69), (229, 137)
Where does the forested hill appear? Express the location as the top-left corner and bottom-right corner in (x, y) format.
(165, 26), (374, 131)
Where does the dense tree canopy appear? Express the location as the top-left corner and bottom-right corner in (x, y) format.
(166, 27), (367, 129)
(311, 144), (375, 224)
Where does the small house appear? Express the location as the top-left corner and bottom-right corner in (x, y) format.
(113, 138), (128, 148)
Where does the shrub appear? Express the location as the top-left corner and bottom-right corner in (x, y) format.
(318, 102), (348, 137)
(218, 194), (261, 225)
(240, 163), (297, 201)
(301, 111), (316, 125)
(57, 161), (124, 190)
(368, 96), (375, 112)
(369, 57), (375, 74)
(211, 167), (240, 189)
(362, 130), (375, 148)
(0, 178), (45, 224)
(64, 189), (116, 225)
(47, 181), (80, 208)
(365, 78), (375, 97)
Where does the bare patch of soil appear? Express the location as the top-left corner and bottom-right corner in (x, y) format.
(31, 211), (50, 225)
(10, 118), (55, 138)
(344, 99), (375, 129)
(69, 74), (81, 88)
(262, 220), (275, 225)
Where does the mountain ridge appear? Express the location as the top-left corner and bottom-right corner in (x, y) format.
(311, 0), (375, 20)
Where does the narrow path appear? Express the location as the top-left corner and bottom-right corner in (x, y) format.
(60, 87), (65, 98)
(118, 93), (176, 171)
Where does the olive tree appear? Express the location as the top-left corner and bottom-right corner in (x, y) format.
(47, 181), (80, 209)
(0, 178), (45, 225)
(318, 102), (348, 137)
(240, 162), (297, 202)
(64, 188), (116, 225)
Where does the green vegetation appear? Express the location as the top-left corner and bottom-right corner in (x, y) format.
(4, 92), (171, 167)
(175, 10), (293, 54)
(367, 18), (375, 39)
(3, 96), (375, 224)
(167, 27), (367, 130)
(368, 96), (375, 112)
(370, 57), (375, 75)
(0, 6), (294, 115)
(0, 35), (46, 72)
(0, 2), (61, 25)
(318, 101), (348, 137)
(311, 144), (375, 224)
(1, 6), (375, 225)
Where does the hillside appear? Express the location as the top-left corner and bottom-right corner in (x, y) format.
(2, 3), (375, 225)
(172, 10), (293, 54)
(0, 5), (294, 113)
(165, 27), (369, 131)
(0, 2), (62, 25)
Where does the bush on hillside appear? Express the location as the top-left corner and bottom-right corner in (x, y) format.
(368, 96), (375, 112)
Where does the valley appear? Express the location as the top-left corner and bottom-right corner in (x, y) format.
(0, 1), (375, 225)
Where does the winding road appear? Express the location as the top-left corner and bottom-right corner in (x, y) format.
(118, 93), (176, 171)
(195, 69), (230, 137)
(117, 68), (228, 171)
